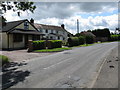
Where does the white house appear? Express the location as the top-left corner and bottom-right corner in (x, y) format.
(34, 23), (71, 42)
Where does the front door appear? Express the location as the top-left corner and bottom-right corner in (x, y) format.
(25, 35), (28, 48)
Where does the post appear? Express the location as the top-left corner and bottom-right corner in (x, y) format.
(77, 19), (79, 33)
(28, 40), (33, 52)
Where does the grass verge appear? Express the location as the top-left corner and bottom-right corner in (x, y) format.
(35, 47), (72, 52)
(0, 55), (9, 66)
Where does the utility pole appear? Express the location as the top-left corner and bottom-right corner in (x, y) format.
(77, 19), (79, 33)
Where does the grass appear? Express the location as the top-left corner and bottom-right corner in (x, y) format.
(0, 55), (9, 66)
(35, 47), (72, 52)
(72, 43), (96, 48)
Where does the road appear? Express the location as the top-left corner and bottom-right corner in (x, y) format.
(2, 42), (118, 89)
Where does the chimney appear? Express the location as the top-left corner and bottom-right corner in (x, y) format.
(30, 18), (34, 24)
(61, 24), (65, 29)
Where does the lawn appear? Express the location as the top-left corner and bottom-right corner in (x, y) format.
(0, 55), (9, 66)
(35, 47), (72, 52)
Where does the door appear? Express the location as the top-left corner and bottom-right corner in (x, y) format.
(25, 35), (28, 48)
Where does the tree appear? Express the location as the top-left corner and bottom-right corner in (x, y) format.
(0, 2), (36, 16)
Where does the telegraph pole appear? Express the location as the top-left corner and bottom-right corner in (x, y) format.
(77, 19), (79, 33)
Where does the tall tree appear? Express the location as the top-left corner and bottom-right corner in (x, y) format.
(0, 2), (36, 16)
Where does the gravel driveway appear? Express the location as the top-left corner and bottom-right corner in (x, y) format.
(0, 49), (55, 62)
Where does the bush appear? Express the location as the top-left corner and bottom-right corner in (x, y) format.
(33, 40), (46, 50)
(0, 55), (9, 66)
(48, 40), (62, 49)
(68, 37), (79, 47)
(110, 35), (120, 41)
(78, 36), (85, 45)
(85, 35), (94, 44)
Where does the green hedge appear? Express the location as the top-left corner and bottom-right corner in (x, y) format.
(110, 35), (120, 41)
(78, 36), (85, 45)
(68, 37), (79, 47)
(33, 40), (46, 50)
(0, 55), (9, 66)
(47, 40), (62, 49)
(85, 35), (94, 44)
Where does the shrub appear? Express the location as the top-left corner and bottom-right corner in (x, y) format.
(85, 35), (94, 44)
(0, 55), (9, 66)
(78, 36), (85, 45)
(33, 40), (46, 50)
(110, 35), (120, 41)
(68, 37), (79, 47)
(48, 40), (62, 49)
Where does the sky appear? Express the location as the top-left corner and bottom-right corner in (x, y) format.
(3, 2), (118, 34)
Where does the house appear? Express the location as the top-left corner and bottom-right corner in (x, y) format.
(0, 17), (44, 50)
(34, 23), (72, 42)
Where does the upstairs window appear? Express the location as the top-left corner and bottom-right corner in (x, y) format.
(51, 30), (53, 33)
(46, 29), (48, 33)
(56, 31), (58, 34)
(24, 21), (29, 30)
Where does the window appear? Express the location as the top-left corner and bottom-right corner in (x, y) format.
(46, 29), (48, 33)
(56, 31), (58, 34)
(58, 36), (60, 40)
(24, 21), (29, 30)
(32, 35), (40, 41)
(13, 34), (23, 42)
(51, 30), (53, 33)
(50, 36), (53, 39)
(39, 29), (43, 33)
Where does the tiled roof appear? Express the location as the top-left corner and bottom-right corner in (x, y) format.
(2, 19), (27, 32)
(34, 23), (67, 31)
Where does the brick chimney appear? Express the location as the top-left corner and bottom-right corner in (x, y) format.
(30, 18), (34, 24)
(61, 24), (65, 29)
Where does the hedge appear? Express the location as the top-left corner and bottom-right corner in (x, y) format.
(0, 55), (9, 66)
(68, 37), (79, 47)
(47, 40), (62, 49)
(78, 36), (85, 45)
(85, 35), (94, 44)
(33, 40), (46, 50)
(110, 35), (120, 41)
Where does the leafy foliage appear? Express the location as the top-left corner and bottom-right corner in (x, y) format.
(0, 55), (9, 66)
(85, 35), (94, 44)
(33, 40), (46, 50)
(0, 2), (36, 16)
(48, 40), (62, 49)
(92, 28), (110, 38)
(68, 37), (79, 47)
(110, 34), (120, 41)
(78, 36), (85, 45)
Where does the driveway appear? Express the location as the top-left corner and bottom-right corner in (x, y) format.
(1, 49), (55, 62)
(2, 42), (118, 89)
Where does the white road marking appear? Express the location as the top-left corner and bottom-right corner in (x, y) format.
(43, 58), (72, 70)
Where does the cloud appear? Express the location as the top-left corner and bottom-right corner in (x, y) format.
(33, 14), (118, 34)
(3, 2), (118, 34)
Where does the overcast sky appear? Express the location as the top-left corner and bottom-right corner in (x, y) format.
(3, 2), (118, 34)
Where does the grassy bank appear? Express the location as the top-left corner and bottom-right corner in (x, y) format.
(35, 47), (72, 52)
(0, 55), (9, 66)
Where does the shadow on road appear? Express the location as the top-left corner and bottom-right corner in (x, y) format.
(2, 62), (30, 89)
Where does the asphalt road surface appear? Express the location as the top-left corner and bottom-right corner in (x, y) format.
(2, 42), (118, 88)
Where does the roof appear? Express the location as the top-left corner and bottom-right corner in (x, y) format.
(2, 19), (27, 32)
(2, 19), (38, 32)
(9, 29), (44, 35)
(34, 23), (68, 32)
(80, 31), (96, 37)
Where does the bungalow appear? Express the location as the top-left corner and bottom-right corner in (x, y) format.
(34, 23), (72, 42)
(0, 18), (44, 50)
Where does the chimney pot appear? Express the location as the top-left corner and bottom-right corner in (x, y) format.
(61, 24), (65, 29)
